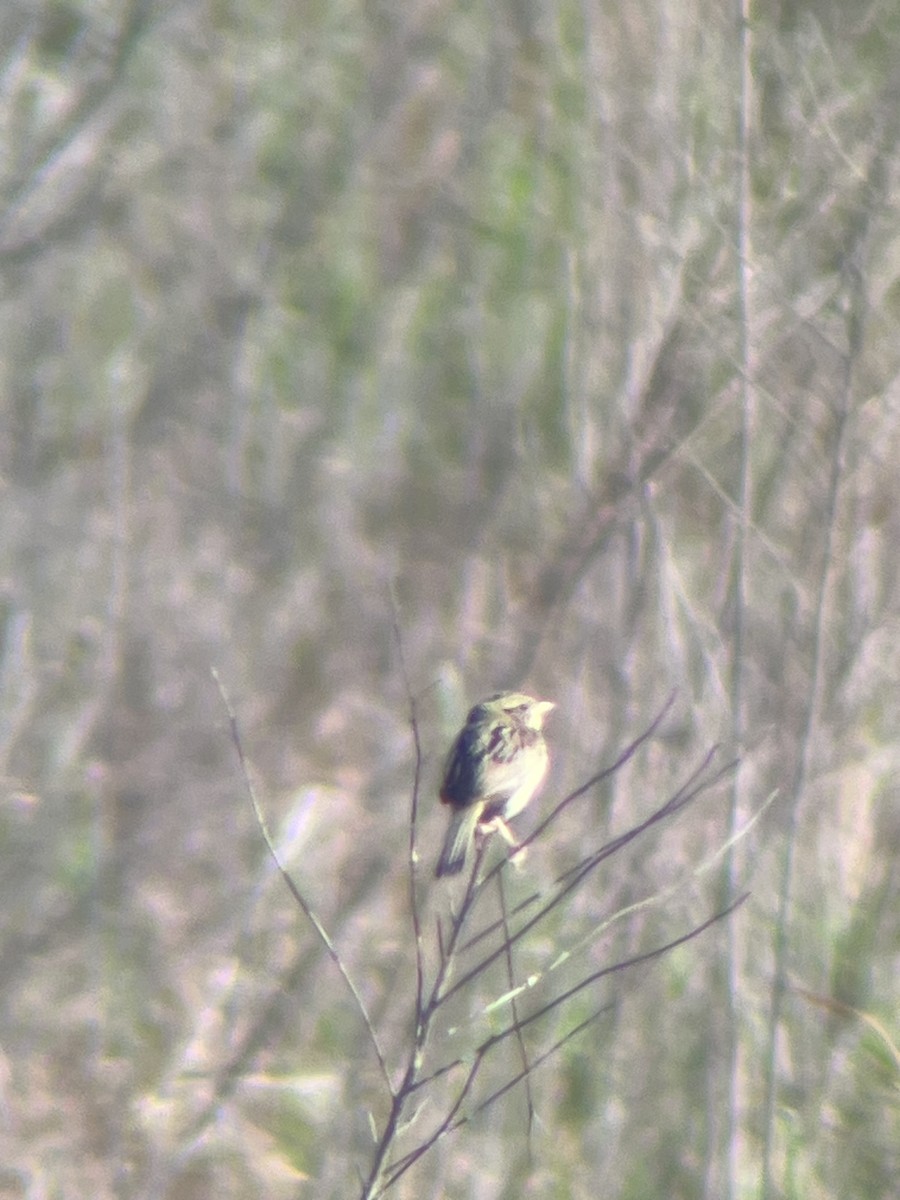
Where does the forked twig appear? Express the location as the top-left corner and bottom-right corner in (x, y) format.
(442, 747), (737, 1005)
(386, 895), (747, 1191)
(216, 666), (750, 1199)
(496, 868), (536, 1153)
(359, 695), (747, 1198)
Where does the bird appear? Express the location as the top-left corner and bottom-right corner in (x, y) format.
(435, 692), (555, 878)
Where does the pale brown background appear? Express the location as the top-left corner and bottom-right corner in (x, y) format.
(0, 2), (897, 1198)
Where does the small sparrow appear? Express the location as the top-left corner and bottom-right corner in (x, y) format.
(435, 692), (555, 878)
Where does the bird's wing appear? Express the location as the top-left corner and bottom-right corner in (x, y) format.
(439, 723), (483, 807)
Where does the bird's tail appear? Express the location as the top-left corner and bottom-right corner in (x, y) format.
(435, 802), (484, 877)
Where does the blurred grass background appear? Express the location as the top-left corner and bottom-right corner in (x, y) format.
(1, 1), (898, 1197)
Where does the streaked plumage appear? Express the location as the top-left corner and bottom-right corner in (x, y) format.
(435, 692), (555, 878)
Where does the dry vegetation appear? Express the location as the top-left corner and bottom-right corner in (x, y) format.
(0, 1), (898, 1198)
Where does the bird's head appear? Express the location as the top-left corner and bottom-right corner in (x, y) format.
(476, 692), (556, 730)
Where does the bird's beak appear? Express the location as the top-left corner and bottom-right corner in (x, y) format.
(534, 700), (556, 724)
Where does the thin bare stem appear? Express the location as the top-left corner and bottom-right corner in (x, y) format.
(759, 344), (854, 1199)
(389, 595), (427, 1032)
(356, 683), (745, 1197)
(496, 868), (535, 1154)
(380, 1051), (487, 1191)
(520, 689), (677, 852)
(412, 895), (748, 1097)
(211, 668), (393, 1095)
(759, 123), (888, 1195)
(444, 749), (736, 1002)
(453, 694), (684, 952)
(359, 836), (488, 1197)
